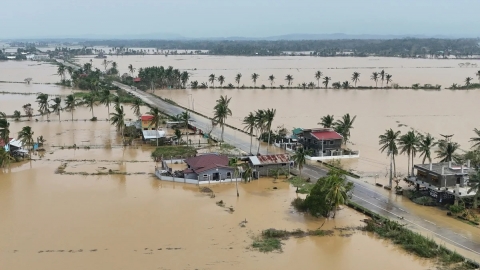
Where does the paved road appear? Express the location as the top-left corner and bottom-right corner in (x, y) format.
(114, 81), (480, 259)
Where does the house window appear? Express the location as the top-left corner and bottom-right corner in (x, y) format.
(259, 165), (264, 168)
(314, 140), (317, 144)
(203, 174), (208, 180)
(330, 141), (334, 145)
(227, 172), (232, 178)
(323, 141), (327, 145)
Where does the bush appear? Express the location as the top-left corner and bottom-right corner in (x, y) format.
(252, 237), (282, 252)
(449, 204), (465, 214)
(291, 198), (307, 212)
(412, 196), (436, 206)
(90, 117), (97, 121)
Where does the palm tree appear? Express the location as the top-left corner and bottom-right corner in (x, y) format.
(324, 172), (348, 218)
(292, 147), (312, 176)
(285, 74), (293, 86)
(268, 75), (275, 86)
(386, 74), (393, 87)
(213, 95), (232, 142)
(467, 170), (480, 208)
(64, 94), (78, 121)
(178, 111), (191, 145)
(83, 93), (96, 118)
(333, 114), (356, 144)
(50, 97), (62, 122)
(379, 129), (401, 187)
(398, 131), (420, 176)
(147, 107), (164, 147)
(465, 77), (473, 89)
(436, 139), (461, 163)
(110, 105), (126, 141)
(418, 133), (437, 164)
(0, 148), (13, 168)
(217, 75), (225, 87)
(102, 59), (110, 71)
(66, 66), (74, 79)
(13, 110), (21, 121)
(264, 108), (276, 154)
(319, 115), (334, 128)
(0, 117), (10, 145)
(18, 126), (34, 150)
(315, 71), (323, 88)
(128, 64), (136, 77)
(351, 72), (360, 87)
(342, 81), (350, 89)
(36, 93), (49, 117)
(208, 74), (216, 87)
(255, 109), (266, 154)
(83, 63), (92, 74)
(180, 71), (189, 88)
(323, 76), (331, 88)
(470, 128), (480, 149)
(131, 98), (143, 117)
(379, 69), (386, 88)
(174, 128), (183, 143)
(235, 73), (242, 87)
(251, 73), (259, 87)
(476, 70), (480, 84)
(57, 64), (66, 81)
(99, 89), (112, 116)
(371, 72), (379, 87)
(243, 112), (256, 155)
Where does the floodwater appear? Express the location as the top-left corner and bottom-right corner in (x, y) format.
(0, 59), (479, 269)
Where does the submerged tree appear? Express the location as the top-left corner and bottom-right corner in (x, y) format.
(351, 72), (360, 87)
(49, 97), (62, 122)
(285, 74), (293, 86)
(268, 75), (275, 86)
(64, 94), (79, 121)
(213, 95), (232, 142)
(18, 126), (34, 150)
(217, 75), (225, 87)
(379, 129), (401, 187)
(251, 73), (259, 87)
(465, 77), (473, 89)
(371, 72), (379, 87)
(110, 105), (126, 141)
(323, 76), (331, 88)
(208, 74), (216, 88)
(315, 71), (323, 88)
(398, 130), (420, 176)
(243, 112), (256, 155)
(235, 73), (242, 87)
(83, 93), (96, 118)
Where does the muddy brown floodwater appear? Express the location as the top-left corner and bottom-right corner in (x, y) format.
(0, 58), (478, 269)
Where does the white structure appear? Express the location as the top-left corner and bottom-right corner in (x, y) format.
(142, 129), (166, 140)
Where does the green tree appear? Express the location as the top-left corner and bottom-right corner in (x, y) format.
(49, 97), (62, 122)
(333, 113), (356, 144)
(255, 109), (266, 154)
(83, 63), (92, 74)
(147, 107), (164, 147)
(0, 148), (14, 168)
(315, 71), (323, 88)
(342, 81), (350, 89)
(213, 95), (232, 142)
(66, 66), (74, 79)
(436, 139), (461, 163)
(217, 75), (225, 87)
(0, 117), (10, 145)
(292, 147), (312, 176)
(467, 169), (480, 208)
(476, 70), (480, 84)
(380, 69), (386, 88)
(265, 108), (276, 154)
(178, 111), (191, 145)
(99, 89), (112, 116)
(465, 77), (473, 89)
(13, 110), (21, 121)
(235, 73), (242, 87)
(470, 128), (480, 149)
(323, 76), (331, 89)
(180, 71), (189, 88)
(379, 129), (401, 187)
(324, 171), (350, 218)
(251, 73), (259, 87)
(371, 72), (379, 87)
(285, 74), (293, 86)
(418, 133), (437, 164)
(131, 98), (143, 117)
(36, 93), (50, 117)
(351, 72), (360, 87)
(398, 130), (420, 176)
(174, 128), (183, 143)
(268, 75), (275, 86)
(319, 115), (334, 128)
(83, 93), (96, 118)
(57, 64), (66, 81)
(128, 64), (136, 77)
(64, 94), (79, 121)
(110, 105), (126, 141)
(243, 112), (256, 155)
(18, 126), (34, 150)
(102, 59), (110, 71)
(208, 74), (216, 87)
(386, 74), (393, 86)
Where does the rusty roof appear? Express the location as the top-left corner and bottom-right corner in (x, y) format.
(249, 154), (290, 165)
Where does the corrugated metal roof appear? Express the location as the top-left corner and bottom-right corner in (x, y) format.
(249, 154), (290, 165)
(142, 130), (166, 139)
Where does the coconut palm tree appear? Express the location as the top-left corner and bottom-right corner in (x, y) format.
(418, 133), (437, 164)
(83, 93), (96, 118)
(83, 63), (92, 74)
(217, 75), (225, 87)
(342, 81), (350, 89)
(208, 74), (216, 87)
(371, 72), (379, 87)
(379, 69), (386, 88)
(18, 126), (34, 150)
(57, 64), (66, 81)
(379, 129), (401, 187)
(476, 70), (480, 84)
(131, 98), (143, 117)
(251, 73), (259, 87)
(178, 111), (191, 145)
(386, 74), (393, 87)
(235, 73), (242, 87)
(292, 147), (312, 176)
(255, 109), (266, 154)
(213, 95), (232, 142)
(467, 170), (480, 208)
(323, 76), (331, 88)
(470, 128), (480, 149)
(49, 97), (62, 122)
(243, 112), (256, 155)
(285, 74), (293, 86)
(13, 110), (21, 121)
(319, 115), (334, 128)
(102, 59), (110, 71)
(333, 114), (356, 144)
(99, 89), (112, 116)
(398, 130), (420, 176)
(264, 108), (276, 154)
(110, 105), (125, 141)
(128, 64), (136, 77)
(0, 117), (10, 145)
(180, 71), (189, 88)
(324, 172), (348, 218)
(268, 75), (275, 86)
(351, 72), (360, 87)
(174, 128), (183, 144)
(66, 66), (74, 79)
(147, 107), (164, 147)
(315, 71), (323, 88)
(36, 93), (50, 117)
(436, 139), (461, 163)
(465, 77), (473, 88)
(0, 148), (14, 168)
(64, 94), (79, 121)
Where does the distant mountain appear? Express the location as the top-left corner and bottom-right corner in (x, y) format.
(207, 33), (463, 41)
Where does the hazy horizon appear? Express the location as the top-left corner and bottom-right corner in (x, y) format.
(1, 0), (480, 39)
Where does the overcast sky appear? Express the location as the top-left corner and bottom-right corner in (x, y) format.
(1, 0), (479, 39)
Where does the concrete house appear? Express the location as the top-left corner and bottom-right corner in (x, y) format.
(299, 128), (343, 157)
(183, 154), (235, 181)
(248, 154), (291, 178)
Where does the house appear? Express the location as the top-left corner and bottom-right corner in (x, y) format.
(142, 129), (166, 141)
(299, 128), (343, 156)
(407, 161), (476, 204)
(182, 154), (234, 181)
(141, 114), (155, 130)
(248, 154), (291, 178)
(133, 77), (141, 83)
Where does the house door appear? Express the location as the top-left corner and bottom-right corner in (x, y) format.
(213, 172), (220, 181)
(226, 172), (232, 179)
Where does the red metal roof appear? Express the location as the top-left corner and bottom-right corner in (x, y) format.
(255, 154), (290, 165)
(311, 130), (343, 140)
(184, 154), (231, 174)
(133, 77), (141, 82)
(141, 115), (154, 121)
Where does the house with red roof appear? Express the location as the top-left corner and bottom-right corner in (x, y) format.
(141, 114), (155, 130)
(299, 128), (344, 158)
(183, 154), (234, 181)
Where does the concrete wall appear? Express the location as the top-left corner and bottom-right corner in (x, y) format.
(415, 168), (465, 188)
(253, 163), (290, 177)
(155, 170), (241, 185)
(194, 167), (235, 181)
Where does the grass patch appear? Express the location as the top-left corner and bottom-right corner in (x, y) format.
(252, 237), (282, 252)
(251, 228), (333, 253)
(151, 146), (197, 159)
(289, 176), (314, 194)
